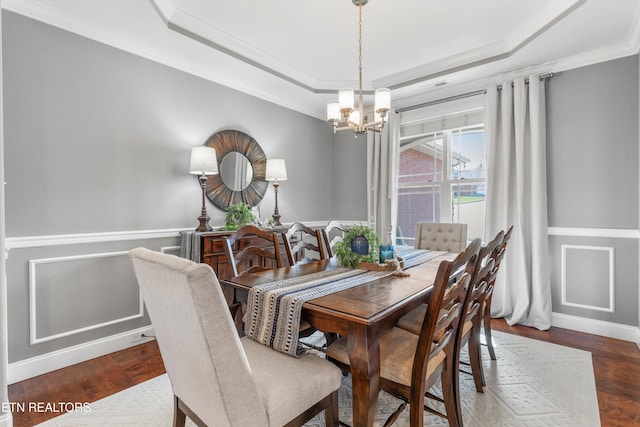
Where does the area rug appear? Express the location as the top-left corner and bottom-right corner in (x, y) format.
(35, 331), (600, 426)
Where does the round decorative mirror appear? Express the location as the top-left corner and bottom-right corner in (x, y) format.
(203, 129), (267, 210)
(219, 152), (254, 191)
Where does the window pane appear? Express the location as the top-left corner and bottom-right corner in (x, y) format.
(452, 183), (485, 240)
(398, 134), (444, 184)
(396, 186), (441, 246)
(451, 128), (486, 180)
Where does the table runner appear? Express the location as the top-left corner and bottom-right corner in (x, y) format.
(246, 248), (445, 356)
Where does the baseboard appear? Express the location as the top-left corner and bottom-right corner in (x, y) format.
(0, 412), (13, 427)
(551, 312), (640, 347)
(8, 326), (155, 384)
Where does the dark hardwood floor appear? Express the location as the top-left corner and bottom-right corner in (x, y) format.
(7, 318), (640, 426)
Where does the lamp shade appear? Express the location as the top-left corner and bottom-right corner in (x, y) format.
(265, 159), (287, 181)
(374, 88), (391, 112)
(327, 101), (340, 122)
(338, 88), (354, 110)
(189, 146), (218, 175)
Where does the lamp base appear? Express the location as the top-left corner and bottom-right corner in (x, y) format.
(196, 174), (212, 232)
(195, 214), (212, 232)
(271, 181), (282, 226)
(271, 212), (282, 227)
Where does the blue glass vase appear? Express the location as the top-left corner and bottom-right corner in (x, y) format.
(351, 236), (369, 255)
(379, 244), (394, 263)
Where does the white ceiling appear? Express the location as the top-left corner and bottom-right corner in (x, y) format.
(4, 0), (640, 120)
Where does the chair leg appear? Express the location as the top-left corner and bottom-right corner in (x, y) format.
(483, 294), (497, 360)
(324, 390), (339, 427)
(468, 322), (485, 392)
(441, 353), (461, 427)
(173, 396), (187, 427)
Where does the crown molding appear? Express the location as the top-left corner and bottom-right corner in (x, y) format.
(3, 0), (637, 120)
(150, 0), (588, 94)
(377, 0), (585, 90)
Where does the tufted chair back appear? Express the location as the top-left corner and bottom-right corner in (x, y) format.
(414, 222), (468, 253)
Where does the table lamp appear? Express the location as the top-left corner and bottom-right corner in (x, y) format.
(265, 159), (287, 226)
(190, 146), (218, 232)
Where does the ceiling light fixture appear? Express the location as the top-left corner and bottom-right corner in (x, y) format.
(326, 0), (390, 136)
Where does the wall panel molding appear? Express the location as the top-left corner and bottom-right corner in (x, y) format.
(29, 251), (144, 344)
(560, 244), (615, 313)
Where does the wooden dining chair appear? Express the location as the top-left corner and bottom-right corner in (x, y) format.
(414, 222), (468, 252)
(326, 238), (481, 427)
(397, 233), (498, 394)
(282, 222), (339, 346)
(453, 233), (500, 391)
(223, 224), (282, 277)
(321, 220), (347, 258)
(481, 225), (513, 361)
(282, 222), (326, 266)
(129, 248), (342, 427)
(225, 225), (318, 340)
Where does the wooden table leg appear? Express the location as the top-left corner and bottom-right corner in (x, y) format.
(346, 324), (379, 427)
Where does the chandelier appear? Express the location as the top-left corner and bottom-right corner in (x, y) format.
(327, 0), (391, 136)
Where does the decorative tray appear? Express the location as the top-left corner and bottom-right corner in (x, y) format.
(358, 257), (406, 273)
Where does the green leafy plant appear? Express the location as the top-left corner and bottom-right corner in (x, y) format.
(221, 202), (256, 231)
(334, 224), (381, 268)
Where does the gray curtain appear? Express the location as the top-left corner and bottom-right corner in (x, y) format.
(367, 115), (399, 245)
(483, 75), (552, 330)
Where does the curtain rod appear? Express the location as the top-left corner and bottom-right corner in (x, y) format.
(498, 72), (554, 90)
(396, 72), (554, 114)
(395, 89), (485, 113)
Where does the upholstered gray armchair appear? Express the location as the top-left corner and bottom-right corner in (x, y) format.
(414, 222), (468, 253)
(129, 247), (341, 427)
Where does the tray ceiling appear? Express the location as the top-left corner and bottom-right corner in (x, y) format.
(4, 0), (640, 119)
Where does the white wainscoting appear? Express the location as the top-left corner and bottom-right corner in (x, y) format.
(6, 223), (359, 383)
(8, 223), (636, 383)
(6, 228), (185, 383)
(28, 251), (145, 345)
(549, 226), (640, 348)
(560, 244), (615, 313)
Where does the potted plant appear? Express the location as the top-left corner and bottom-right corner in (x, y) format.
(334, 224), (381, 268)
(221, 202), (257, 231)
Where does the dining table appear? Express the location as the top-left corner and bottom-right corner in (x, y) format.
(220, 250), (455, 427)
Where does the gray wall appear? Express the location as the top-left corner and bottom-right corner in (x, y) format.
(546, 56), (639, 326)
(3, 12), (335, 362)
(332, 131), (368, 220)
